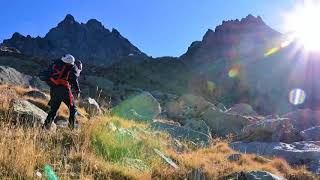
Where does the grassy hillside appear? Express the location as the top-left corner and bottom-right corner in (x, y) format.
(0, 85), (315, 179)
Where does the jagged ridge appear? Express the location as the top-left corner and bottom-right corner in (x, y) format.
(2, 14), (148, 66)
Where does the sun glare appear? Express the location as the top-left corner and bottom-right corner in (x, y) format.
(284, 1), (320, 52)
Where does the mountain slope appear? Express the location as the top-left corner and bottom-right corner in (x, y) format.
(181, 14), (283, 66)
(2, 14), (148, 66)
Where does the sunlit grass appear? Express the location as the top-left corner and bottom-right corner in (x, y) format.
(0, 85), (316, 179)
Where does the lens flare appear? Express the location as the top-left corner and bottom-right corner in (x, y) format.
(284, 0), (320, 52)
(289, 88), (306, 105)
(207, 81), (216, 93)
(264, 47), (280, 57)
(228, 67), (240, 78)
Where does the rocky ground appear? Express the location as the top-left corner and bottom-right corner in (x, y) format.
(0, 84), (315, 179)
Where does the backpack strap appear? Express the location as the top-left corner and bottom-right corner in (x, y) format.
(49, 64), (71, 88)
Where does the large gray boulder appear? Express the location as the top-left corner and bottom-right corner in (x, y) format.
(227, 171), (284, 180)
(0, 66), (31, 86)
(9, 99), (47, 126)
(112, 92), (161, 122)
(282, 109), (320, 131)
(166, 94), (215, 120)
(0, 66), (48, 90)
(241, 118), (303, 143)
(183, 119), (211, 137)
(227, 103), (258, 117)
(202, 107), (252, 137)
(230, 141), (320, 174)
(300, 126), (320, 141)
(151, 121), (210, 146)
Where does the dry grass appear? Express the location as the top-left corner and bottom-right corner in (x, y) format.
(0, 85), (317, 179)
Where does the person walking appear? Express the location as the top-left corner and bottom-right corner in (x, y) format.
(43, 54), (81, 130)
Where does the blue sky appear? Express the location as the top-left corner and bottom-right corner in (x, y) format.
(1, 0), (296, 57)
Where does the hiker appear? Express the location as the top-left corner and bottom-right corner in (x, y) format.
(42, 54), (81, 130)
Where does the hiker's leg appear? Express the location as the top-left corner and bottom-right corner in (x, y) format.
(44, 91), (61, 129)
(62, 88), (77, 129)
(69, 105), (78, 129)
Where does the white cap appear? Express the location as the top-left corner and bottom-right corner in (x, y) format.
(61, 54), (75, 65)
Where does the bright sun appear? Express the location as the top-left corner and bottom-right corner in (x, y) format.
(284, 1), (320, 52)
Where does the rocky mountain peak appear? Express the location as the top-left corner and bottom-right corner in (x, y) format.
(182, 15), (282, 65)
(86, 19), (104, 29)
(2, 14), (148, 66)
(59, 14), (76, 25)
(240, 14), (265, 25)
(11, 32), (25, 40)
(213, 14), (269, 36)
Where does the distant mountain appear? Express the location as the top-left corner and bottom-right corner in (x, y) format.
(181, 14), (284, 66)
(1, 14), (148, 66)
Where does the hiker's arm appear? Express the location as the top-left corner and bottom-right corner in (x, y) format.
(70, 68), (80, 94)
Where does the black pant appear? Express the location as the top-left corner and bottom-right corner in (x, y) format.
(44, 85), (77, 129)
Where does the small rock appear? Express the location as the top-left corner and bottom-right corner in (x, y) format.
(300, 126), (320, 141)
(152, 121), (210, 146)
(35, 171), (42, 178)
(24, 90), (49, 100)
(123, 158), (149, 171)
(227, 103), (258, 117)
(227, 153), (242, 162)
(187, 168), (206, 180)
(154, 148), (179, 169)
(227, 171), (284, 180)
(79, 97), (102, 117)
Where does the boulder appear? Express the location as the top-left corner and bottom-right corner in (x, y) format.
(227, 171), (284, 180)
(0, 66), (48, 90)
(227, 103), (258, 116)
(79, 97), (102, 117)
(9, 99), (47, 126)
(241, 118), (303, 143)
(166, 94), (215, 120)
(300, 126), (320, 141)
(24, 90), (49, 100)
(151, 121), (210, 146)
(216, 103), (228, 112)
(183, 119), (211, 136)
(282, 109), (320, 131)
(0, 66), (31, 86)
(112, 92), (161, 122)
(202, 107), (252, 137)
(230, 141), (320, 174)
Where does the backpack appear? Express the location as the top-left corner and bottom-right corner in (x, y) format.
(38, 61), (72, 87)
(38, 69), (52, 82)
